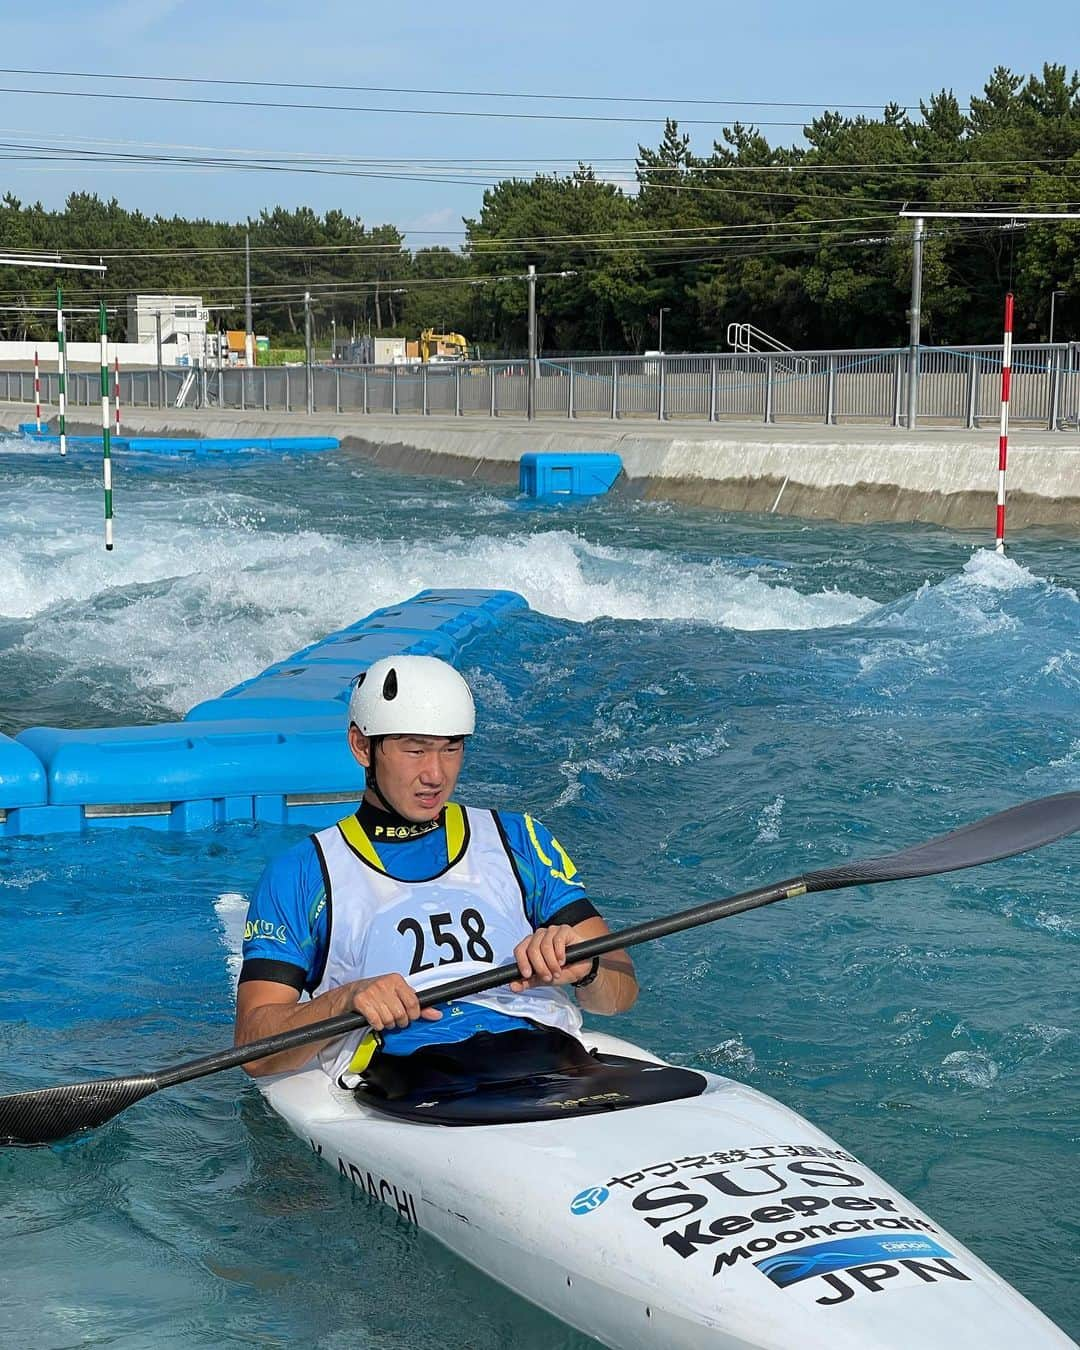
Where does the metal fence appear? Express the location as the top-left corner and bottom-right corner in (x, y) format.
(3, 344), (1078, 431)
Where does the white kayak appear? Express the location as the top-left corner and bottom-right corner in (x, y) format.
(259, 1030), (1075, 1349)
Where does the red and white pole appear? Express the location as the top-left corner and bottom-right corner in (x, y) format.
(33, 348), (41, 432)
(113, 353), (121, 438)
(995, 292), (1014, 555)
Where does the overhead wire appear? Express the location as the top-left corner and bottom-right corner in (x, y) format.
(0, 67), (948, 111)
(0, 126), (1074, 176)
(46, 213), (899, 260)
(7, 136), (1072, 214)
(0, 219), (1038, 310)
(0, 83), (840, 128)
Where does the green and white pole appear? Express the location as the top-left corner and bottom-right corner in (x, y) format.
(56, 284), (67, 456)
(99, 302), (114, 551)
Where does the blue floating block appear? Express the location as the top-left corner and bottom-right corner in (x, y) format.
(17, 718), (362, 809)
(14, 431), (131, 451)
(281, 630), (459, 667)
(519, 452), (623, 498)
(124, 436), (338, 454)
(186, 589), (527, 722)
(0, 803), (83, 838)
(185, 634), (457, 721)
(0, 733), (47, 809)
(5, 587), (527, 836)
(252, 792), (363, 829)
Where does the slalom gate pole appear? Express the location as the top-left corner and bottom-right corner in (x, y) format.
(33, 348), (41, 432)
(113, 353), (121, 438)
(995, 292), (1014, 555)
(99, 303), (113, 551)
(56, 285), (67, 457)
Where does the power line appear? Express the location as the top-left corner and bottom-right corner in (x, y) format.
(9, 135), (1067, 213)
(0, 213), (1064, 300)
(0, 67), (943, 112)
(0, 83), (820, 128)
(58, 213), (898, 259)
(2, 125), (1076, 180)
(2, 132), (1074, 210)
(3, 125), (1075, 175)
(0, 219), (1046, 312)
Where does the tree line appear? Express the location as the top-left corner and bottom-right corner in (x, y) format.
(0, 63), (1077, 356)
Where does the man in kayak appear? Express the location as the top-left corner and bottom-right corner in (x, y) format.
(234, 655), (638, 1095)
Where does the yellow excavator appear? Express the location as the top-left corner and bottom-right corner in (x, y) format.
(419, 329), (472, 362)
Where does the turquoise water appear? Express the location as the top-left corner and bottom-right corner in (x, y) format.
(1, 437), (1078, 1346)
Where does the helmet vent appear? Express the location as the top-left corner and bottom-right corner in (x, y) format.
(354, 671), (366, 687)
(382, 668), (399, 700)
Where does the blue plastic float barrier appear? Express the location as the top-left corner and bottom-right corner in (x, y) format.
(519, 452), (623, 499)
(12, 431), (132, 451)
(12, 718), (363, 835)
(0, 733), (47, 834)
(124, 436), (339, 454)
(185, 589), (526, 722)
(13, 429), (338, 454)
(4, 588), (528, 836)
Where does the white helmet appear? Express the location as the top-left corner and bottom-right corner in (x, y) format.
(347, 655), (476, 738)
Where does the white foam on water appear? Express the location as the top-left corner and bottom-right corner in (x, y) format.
(468, 531), (876, 630)
(958, 547), (1047, 593)
(1040, 650), (1080, 691)
(701, 1036), (758, 1074)
(553, 729), (730, 807)
(1000, 894), (1079, 940)
(754, 795), (785, 843)
(213, 891), (249, 987)
(866, 549), (1080, 659)
(1046, 738), (1080, 772)
(937, 1049), (1000, 1088)
(1, 460), (880, 717)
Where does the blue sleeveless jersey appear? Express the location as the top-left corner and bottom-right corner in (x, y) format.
(239, 810), (597, 1056)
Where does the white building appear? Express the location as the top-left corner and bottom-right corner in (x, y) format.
(126, 294), (209, 363)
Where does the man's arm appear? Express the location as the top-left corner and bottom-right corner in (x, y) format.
(235, 976), (442, 1077)
(233, 841), (440, 1076)
(504, 811), (637, 1013)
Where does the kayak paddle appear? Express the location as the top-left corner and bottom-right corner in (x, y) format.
(2, 790), (1078, 1148)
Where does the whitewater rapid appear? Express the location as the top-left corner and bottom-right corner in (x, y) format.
(1, 439), (878, 722)
(2, 437), (1079, 1343)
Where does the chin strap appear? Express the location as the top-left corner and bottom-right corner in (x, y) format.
(363, 736), (394, 812)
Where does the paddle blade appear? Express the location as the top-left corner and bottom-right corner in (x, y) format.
(0, 1074), (157, 1147)
(805, 791), (1080, 893)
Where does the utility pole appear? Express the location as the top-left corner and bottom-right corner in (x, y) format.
(304, 290), (313, 414)
(658, 306), (670, 353)
(1050, 289), (1065, 345)
(906, 215), (925, 430)
(527, 263), (537, 421)
(244, 227), (254, 368)
(155, 310), (164, 408)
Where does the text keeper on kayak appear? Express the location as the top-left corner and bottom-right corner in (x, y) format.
(234, 655), (638, 1088)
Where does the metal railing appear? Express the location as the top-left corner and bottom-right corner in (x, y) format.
(2, 344), (1078, 431)
(726, 321), (794, 355)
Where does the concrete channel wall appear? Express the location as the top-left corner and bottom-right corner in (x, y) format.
(4, 403), (1080, 530)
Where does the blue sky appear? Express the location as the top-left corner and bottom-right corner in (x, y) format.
(0, 0), (1074, 244)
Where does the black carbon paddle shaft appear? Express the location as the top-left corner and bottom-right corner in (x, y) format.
(3, 790), (1078, 1146)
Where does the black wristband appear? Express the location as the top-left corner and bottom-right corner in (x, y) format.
(571, 956), (600, 989)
